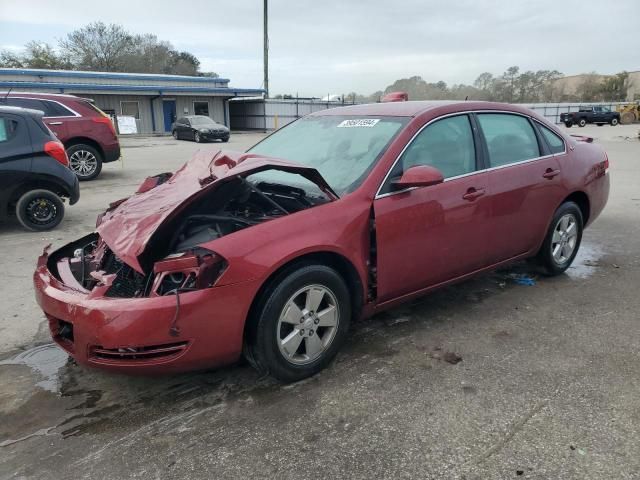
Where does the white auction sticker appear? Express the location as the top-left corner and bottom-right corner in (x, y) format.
(337, 119), (380, 128)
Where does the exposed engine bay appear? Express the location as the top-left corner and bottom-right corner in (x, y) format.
(167, 177), (324, 254)
(48, 173), (330, 299)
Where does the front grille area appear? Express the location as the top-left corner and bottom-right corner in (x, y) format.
(89, 342), (189, 362)
(102, 250), (148, 298)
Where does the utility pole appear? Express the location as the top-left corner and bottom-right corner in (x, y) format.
(263, 0), (269, 98)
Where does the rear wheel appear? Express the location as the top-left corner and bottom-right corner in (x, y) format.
(578, 118), (587, 127)
(172, 130), (178, 140)
(534, 202), (583, 276)
(67, 144), (102, 181)
(244, 264), (351, 382)
(16, 189), (65, 231)
(194, 132), (201, 143)
(564, 121), (573, 128)
(610, 117), (619, 126)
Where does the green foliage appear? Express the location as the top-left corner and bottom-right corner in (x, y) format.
(0, 22), (214, 77)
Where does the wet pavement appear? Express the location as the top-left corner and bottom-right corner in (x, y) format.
(1, 125), (639, 479)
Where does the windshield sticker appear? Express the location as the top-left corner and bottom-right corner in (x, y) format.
(337, 119), (380, 128)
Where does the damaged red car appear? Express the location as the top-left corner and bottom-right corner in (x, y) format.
(34, 101), (610, 382)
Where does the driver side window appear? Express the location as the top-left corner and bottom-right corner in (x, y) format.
(381, 114), (477, 193)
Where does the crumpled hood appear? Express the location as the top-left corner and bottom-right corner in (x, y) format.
(96, 150), (337, 273)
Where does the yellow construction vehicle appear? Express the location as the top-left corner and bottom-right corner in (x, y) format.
(617, 102), (640, 124)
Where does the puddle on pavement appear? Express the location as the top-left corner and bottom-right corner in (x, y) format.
(565, 242), (604, 279)
(0, 343), (69, 393)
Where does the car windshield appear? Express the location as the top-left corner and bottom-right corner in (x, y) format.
(247, 115), (407, 195)
(190, 116), (216, 126)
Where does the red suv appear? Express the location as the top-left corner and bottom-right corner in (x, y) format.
(0, 92), (120, 180)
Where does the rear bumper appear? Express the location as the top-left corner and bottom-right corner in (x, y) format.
(69, 175), (80, 205)
(33, 247), (258, 374)
(103, 143), (121, 163)
(585, 171), (610, 227)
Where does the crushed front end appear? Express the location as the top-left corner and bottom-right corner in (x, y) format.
(34, 235), (258, 374)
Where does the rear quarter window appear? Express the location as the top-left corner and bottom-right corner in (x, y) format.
(538, 124), (565, 154)
(0, 117), (18, 143)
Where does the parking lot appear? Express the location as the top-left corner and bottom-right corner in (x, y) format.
(1, 124), (639, 479)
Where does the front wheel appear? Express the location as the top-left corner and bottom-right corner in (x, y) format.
(534, 202), (583, 276)
(172, 130), (178, 140)
(16, 189), (65, 231)
(194, 132), (201, 143)
(564, 122), (573, 128)
(244, 264), (351, 382)
(578, 118), (587, 127)
(67, 144), (103, 181)
(610, 118), (619, 126)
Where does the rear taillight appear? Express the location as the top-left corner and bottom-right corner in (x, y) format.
(44, 141), (69, 167)
(92, 116), (117, 136)
(603, 152), (609, 170)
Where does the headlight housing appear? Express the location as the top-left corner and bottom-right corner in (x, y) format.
(151, 248), (227, 296)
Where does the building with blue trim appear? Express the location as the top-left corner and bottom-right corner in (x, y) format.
(0, 68), (264, 134)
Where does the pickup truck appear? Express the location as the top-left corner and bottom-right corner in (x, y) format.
(560, 106), (620, 127)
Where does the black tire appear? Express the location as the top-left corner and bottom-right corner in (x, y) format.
(16, 189), (65, 231)
(194, 132), (201, 143)
(67, 144), (103, 181)
(578, 118), (587, 127)
(244, 264), (352, 382)
(564, 122), (573, 128)
(222, 137), (229, 143)
(534, 202), (583, 276)
(610, 117), (619, 126)
(172, 130), (178, 140)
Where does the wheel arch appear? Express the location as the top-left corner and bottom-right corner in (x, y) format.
(562, 191), (590, 225)
(64, 137), (105, 159)
(7, 179), (70, 214)
(242, 251), (365, 344)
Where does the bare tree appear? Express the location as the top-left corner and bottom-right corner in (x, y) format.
(60, 22), (135, 71)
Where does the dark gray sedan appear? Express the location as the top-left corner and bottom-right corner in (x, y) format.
(172, 115), (230, 143)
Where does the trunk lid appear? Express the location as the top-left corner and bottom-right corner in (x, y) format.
(96, 150), (337, 273)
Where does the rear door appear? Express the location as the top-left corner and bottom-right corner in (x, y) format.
(476, 113), (565, 263)
(373, 114), (492, 302)
(0, 112), (33, 218)
(5, 97), (70, 140)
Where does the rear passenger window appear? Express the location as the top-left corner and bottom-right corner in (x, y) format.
(0, 117), (18, 143)
(538, 124), (565, 154)
(477, 114), (540, 167)
(398, 115), (476, 179)
(42, 100), (74, 117)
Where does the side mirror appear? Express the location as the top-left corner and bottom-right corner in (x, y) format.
(392, 165), (444, 189)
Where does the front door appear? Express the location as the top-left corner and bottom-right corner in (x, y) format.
(373, 114), (492, 302)
(162, 100), (176, 132)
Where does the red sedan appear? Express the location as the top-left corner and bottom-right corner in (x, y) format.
(34, 101), (610, 382)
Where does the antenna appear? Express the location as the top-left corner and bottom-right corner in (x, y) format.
(465, 95), (469, 101)
(2, 87), (12, 101)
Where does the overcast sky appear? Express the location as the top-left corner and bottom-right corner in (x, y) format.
(0, 0), (638, 96)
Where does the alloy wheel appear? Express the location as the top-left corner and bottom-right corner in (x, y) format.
(551, 213), (578, 265)
(69, 150), (98, 177)
(277, 285), (340, 365)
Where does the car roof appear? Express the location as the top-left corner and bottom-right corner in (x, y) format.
(309, 100), (529, 118)
(0, 105), (44, 117)
(0, 91), (82, 100)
